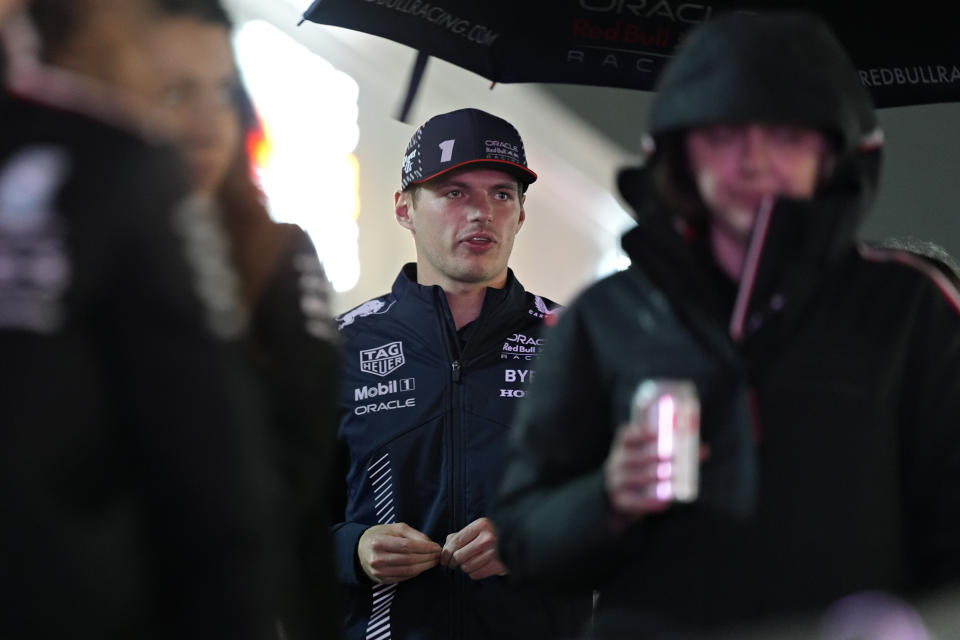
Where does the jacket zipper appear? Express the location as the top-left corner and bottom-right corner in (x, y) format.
(451, 358), (466, 640)
(436, 291), (465, 640)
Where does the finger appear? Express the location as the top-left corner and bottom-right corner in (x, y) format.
(617, 425), (659, 446)
(467, 558), (508, 581)
(452, 518), (487, 548)
(451, 529), (497, 568)
(441, 538), (470, 569)
(395, 522), (438, 544)
(459, 547), (498, 575)
(442, 521), (482, 559)
(366, 549), (441, 569)
(372, 535), (442, 556)
(612, 463), (669, 489)
(610, 491), (672, 517)
(373, 557), (440, 583)
(440, 543), (456, 568)
(616, 448), (668, 470)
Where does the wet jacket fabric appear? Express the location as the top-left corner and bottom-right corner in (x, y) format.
(496, 192), (960, 637)
(333, 264), (587, 640)
(494, 11), (960, 639)
(0, 85), (277, 639)
(247, 224), (342, 639)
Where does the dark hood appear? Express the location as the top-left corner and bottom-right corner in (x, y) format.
(618, 11), (884, 289)
(649, 11), (877, 155)
(614, 13), (887, 352)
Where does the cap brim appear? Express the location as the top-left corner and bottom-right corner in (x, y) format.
(408, 158), (537, 190)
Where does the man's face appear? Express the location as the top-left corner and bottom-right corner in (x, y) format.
(395, 167), (526, 290)
(686, 123), (830, 242)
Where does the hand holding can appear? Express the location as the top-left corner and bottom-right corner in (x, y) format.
(629, 379), (701, 503)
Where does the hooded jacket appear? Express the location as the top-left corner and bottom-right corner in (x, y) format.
(333, 265), (587, 640)
(494, 12), (960, 638)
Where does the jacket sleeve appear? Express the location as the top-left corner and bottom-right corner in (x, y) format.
(899, 279), (960, 592)
(494, 296), (629, 592)
(328, 429), (374, 586)
(332, 522), (372, 585)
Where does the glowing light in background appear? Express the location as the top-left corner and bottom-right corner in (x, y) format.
(597, 248), (631, 278)
(234, 19), (361, 292)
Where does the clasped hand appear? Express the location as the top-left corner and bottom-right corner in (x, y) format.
(358, 517), (507, 584)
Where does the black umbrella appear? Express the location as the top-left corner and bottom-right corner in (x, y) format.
(299, 0), (958, 118)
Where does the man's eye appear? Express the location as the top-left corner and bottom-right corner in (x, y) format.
(445, 190), (462, 198)
(495, 191), (512, 200)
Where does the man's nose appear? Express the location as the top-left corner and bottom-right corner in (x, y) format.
(740, 127), (772, 174)
(465, 194), (493, 222)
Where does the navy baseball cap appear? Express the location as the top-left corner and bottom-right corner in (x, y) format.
(400, 108), (538, 191)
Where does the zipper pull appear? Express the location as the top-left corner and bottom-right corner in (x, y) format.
(451, 360), (462, 383)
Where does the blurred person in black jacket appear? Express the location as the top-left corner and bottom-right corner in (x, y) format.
(1, 0), (278, 637)
(141, 1), (342, 637)
(494, 11), (960, 639)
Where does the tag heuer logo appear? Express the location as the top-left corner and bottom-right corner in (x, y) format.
(360, 341), (405, 377)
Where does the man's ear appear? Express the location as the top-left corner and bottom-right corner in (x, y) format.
(395, 190), (415, 231)
(517, 195), (526, 231)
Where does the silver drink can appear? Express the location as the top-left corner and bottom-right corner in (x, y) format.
(630, 379), (701, 502)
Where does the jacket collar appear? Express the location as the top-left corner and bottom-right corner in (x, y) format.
(391, 262), (523, 312)
(391, 263), (533, 360)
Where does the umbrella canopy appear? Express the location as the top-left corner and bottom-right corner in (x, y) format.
(300, 0), (958, 113)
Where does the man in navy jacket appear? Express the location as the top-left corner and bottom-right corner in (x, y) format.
(332, 108), (586, 639)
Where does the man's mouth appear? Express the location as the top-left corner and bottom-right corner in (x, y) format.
(460, 233), (495, 245)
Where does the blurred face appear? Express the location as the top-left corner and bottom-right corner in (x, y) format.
(395, 167), (526, 290)
(686, 123), (830, 242)
(146, 18), (240, 196)
(0, 0), (23, 24)
(42, 0), (160, 101)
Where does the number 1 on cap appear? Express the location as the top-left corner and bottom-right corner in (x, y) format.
(438, 139), (455, 163)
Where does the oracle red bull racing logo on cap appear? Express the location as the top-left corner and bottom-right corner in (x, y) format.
(360, 341), (406, 377)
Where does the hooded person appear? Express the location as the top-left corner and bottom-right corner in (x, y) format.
(493, 11), (960, 639)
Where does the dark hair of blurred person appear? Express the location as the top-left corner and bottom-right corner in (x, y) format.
(2, 0), (279, 637)
(143, 1), (342, 638)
